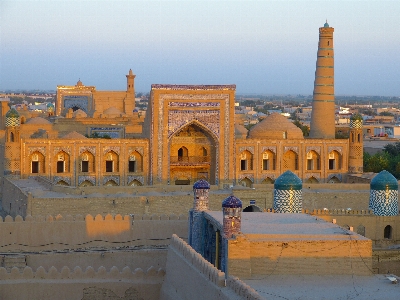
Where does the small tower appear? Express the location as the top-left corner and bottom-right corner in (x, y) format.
(4, 108), (21, 176)
(309, 21), (335, 139)
(273, 170), (302, 213)
(222, 195), (242, 238)
(188, 179), (210, 254)
(46, 102), (55, 116)
(348, 113), (363, 174)
(125, 69), (136, 115)
(369, 170), (398, 216)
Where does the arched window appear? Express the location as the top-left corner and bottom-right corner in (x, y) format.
(328, 150), (341, 170)
(327, 41), (330, 46)
(283, 150), (298, 171)
(128, 151), (143, 173)
(57, 152), (65, 173)
(306, 151), (320, 171)
(178, 147), (188, 162)
(384, 225), (392, 239)
(240, 150), (253, 171)
(262, 150), (275, 171)
(80, 152), (94, 173)
(10, 132), (14, 142)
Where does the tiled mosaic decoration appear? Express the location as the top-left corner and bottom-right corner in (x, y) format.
(273, 189), (302, 213)
(369, 189), (398, 216)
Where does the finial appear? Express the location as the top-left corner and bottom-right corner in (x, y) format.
(324, 20), (329, 28)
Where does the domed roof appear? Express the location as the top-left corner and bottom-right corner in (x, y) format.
(26, 117), (51, 125)
(274, 170), (302, 190)
(102, 106), (125, 117)
(73, 109), (87, 118)
(370, 170), (398, 190)
(61, 131), (87, 139)
(6, 108), (19, 118)
(235, 124), (248, 138)
(133, 108), (138, 112)
(193, 179), (210, 190)
(222, 195), (242, 208)
(248, 113), (304, 140)
(46, 102), (54, 108)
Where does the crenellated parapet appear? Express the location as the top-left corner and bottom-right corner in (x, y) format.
(0, 265), (165, 281)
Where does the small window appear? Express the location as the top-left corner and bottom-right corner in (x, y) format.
(329, 159), (335, 170)
(129, 161), (136, 172)
(10, 132), (14, 142)
(31, 161), (39, 173)
(106, 161), (113, 172)
(307, 159), (313, 170)
(81, 161), (89, 172)
(384, 225), (392, 239)
(263, 159), (269, 170)
(57, 161), (64, 173)
(327, 41), (330, 46)
(241, 160), (247, 171)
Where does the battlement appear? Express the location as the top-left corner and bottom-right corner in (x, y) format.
(0, 265), (164, 281)
(263, 208), (379, 216)
(0, 213), (188, 223)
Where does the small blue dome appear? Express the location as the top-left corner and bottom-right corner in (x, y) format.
(133, 108), (138, 112)
(324, 22), (329, 28)
(193, 179), (210, 189)
(274, 170), (302, 190)
(370, 170), (398, 191)
(46, 103), (54, 108)
(222, 195), (242, 208)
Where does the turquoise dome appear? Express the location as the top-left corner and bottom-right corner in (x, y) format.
(274, 170), (302, 191)
(370, 170), (398, 191)
(324, 22), (329, 28)
(5, 108), (19, 118)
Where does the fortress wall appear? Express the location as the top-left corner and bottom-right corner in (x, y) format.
(314, 213), (400, 248)
(160, 234), (262, 300)
(0, 214), (187, 252)
(0, 265), (164, 300)
(4, 185), (372, 217)
(24, 249), (167, 272)
(373, 249), (400, 275)
(228, 236), (373, 278)
(2, 177), (28, 216)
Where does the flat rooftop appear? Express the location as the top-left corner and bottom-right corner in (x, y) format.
(205, 211), (368, 241)
(245, 274), (400, 300)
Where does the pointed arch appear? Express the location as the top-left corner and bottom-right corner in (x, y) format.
(104, 150), (119, 172)
(55, 180), (69, 186)
(239, 177), (252, 188)
(79, 180), (94, 187)
(306, 176), (319, 184)
(128, 179), (142, 186)
(104, 180), (118, 186)
(283, 150), (298, 171)
(262, 177), (274, 184)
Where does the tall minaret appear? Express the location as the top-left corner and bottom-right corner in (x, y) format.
(309, 21), (335, 139)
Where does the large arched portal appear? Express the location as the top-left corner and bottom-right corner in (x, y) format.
(169, 122), (217, 185)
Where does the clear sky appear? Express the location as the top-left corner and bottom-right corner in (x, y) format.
(1, 0), (399, 96)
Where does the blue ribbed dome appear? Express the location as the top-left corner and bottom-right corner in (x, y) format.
(274, 170), (302, 190)
(5, 108), (19, 118)
(324, 22), (329, 28)
(193, 179), (210, 189)
(370, 170), (398, 190)
(222, 195), (242, 208)
(46, 103), (54, 108)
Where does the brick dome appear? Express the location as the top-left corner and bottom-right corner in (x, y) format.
(248, 113), (303, 140)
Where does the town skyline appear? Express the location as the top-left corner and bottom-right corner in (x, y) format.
(1, 0), (399, 96)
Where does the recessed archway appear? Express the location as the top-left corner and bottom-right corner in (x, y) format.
(169, 121), (217, 185)
(243, 205), (262, 212)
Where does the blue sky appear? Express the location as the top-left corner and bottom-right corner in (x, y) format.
(1, 0), (399, 96)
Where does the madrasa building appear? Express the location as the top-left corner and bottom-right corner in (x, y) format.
(0, 22), (362, 189)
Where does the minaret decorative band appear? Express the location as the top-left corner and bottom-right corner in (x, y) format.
(348, 114), (363, 174)
(309, 22), (335, 139)
(273, 170), (302, 213)
(369, 170), (398, 216)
